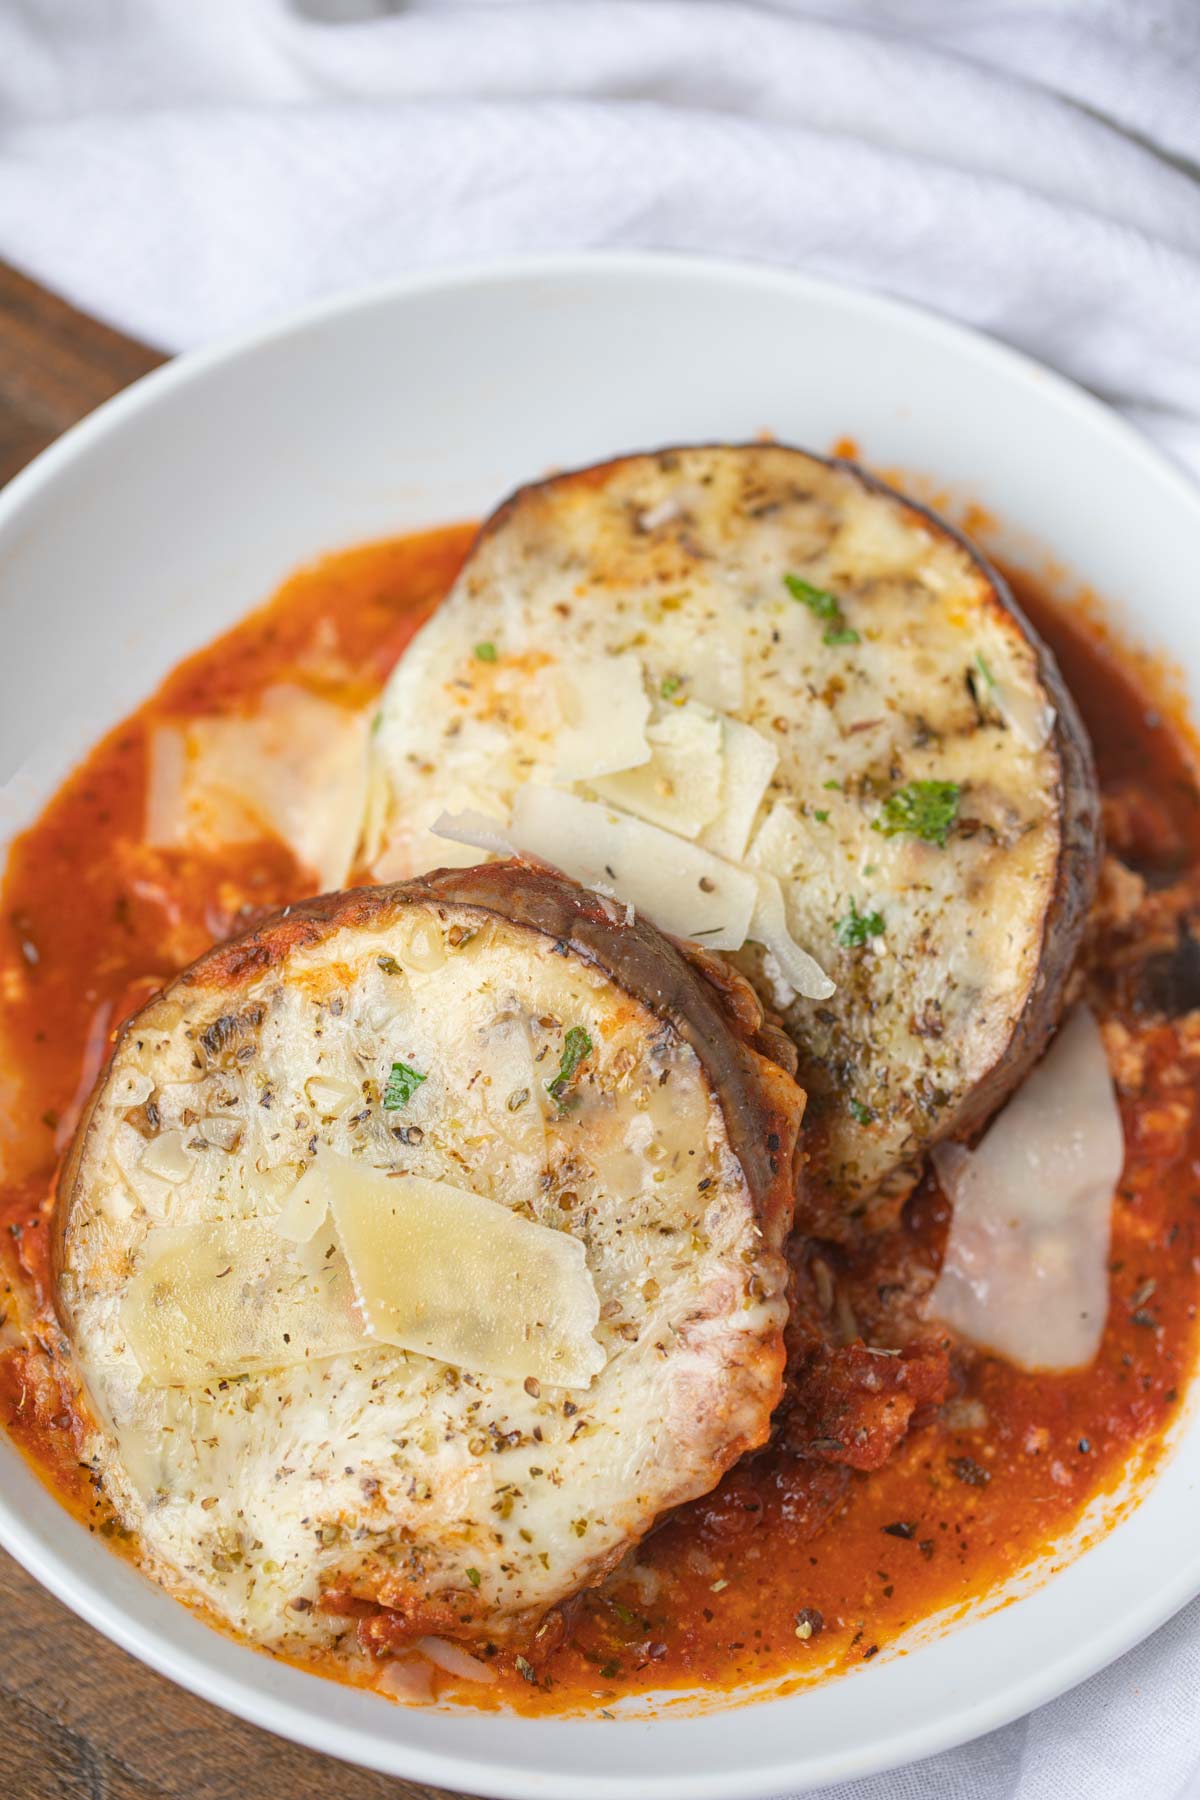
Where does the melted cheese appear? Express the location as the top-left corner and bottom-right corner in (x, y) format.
(365, 445), (1074, 1197)
(59, 893), (789, 1652)
(121, 1219), (368, 1384)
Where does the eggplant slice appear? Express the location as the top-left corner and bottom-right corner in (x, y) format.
(54, 864), (802, 1655)
(368, 444), (1101, 1210)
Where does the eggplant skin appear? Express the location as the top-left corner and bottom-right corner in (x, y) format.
(53, 863), (804, 1654)
(371, 441), (1102, 1210)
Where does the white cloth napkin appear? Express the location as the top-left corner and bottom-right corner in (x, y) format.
(2, 3), (1200, 1794)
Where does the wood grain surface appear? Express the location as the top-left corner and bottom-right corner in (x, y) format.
(0, 261), (470, 1800)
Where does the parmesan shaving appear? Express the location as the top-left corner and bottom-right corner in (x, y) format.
(506, 785), (757, 950)
(701, 717), (778, 863)
(121, 1219), (369, 1385)
(591, 702), (723, 838)
(321, 1158), (604, 1388)
(929, 1006), (1123, 1370)
(272, 1159), (332, 1244)
(145, 685), (370, 891)
(415, 1636), (498, 1684)
(430, 807), (518, 860)
(749, 874), (836, 1002)
(552, 654), (650, 782)
(994, 681), (1056, 752)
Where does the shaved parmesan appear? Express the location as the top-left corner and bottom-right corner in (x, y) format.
(415, 1636), (498, 1684)
(121, 1219), (369, 1385)
(507, 785), (757, 950)
(322, 1159), (604, 1388)
(272, 1159), (331, 1244)
(304, 1075), (360, 1118)
(592, 702), (723, 838)
(378, 1658), (435, 1703)
(749, 874), (836, 1002)
(748, 801), (817, 882)
(139, 1131), (193, 1184)
(553, 654), (650, 782)
(929, 1006), (1123, 1371)
(145, 685), (370, 891)
(430, 807), (518, 860)
(701, 717), (778, 863)
(994, 680), (1056, 752)
(374, 785), (512, 881)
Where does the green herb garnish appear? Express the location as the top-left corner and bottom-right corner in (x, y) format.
(813, 809), (830, 824)
(974, 652), (995, 688)
(785, 574), (859, 647)
(784, 574), (840, 619)
(465, 1566), (482, 1589)
(823, 779), (841, 791)
(848, 1099), (874, 1126)
(660, 674), (683, 700)
(873, 779), (961, 849)
(383, 1060), (427, 1108)
(835, 898), (886, 947)
(546, 1025), (593, 1100)
(474, 641), (498, 663)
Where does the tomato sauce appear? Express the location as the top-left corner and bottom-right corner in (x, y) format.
(2, 518), (1198, 1715)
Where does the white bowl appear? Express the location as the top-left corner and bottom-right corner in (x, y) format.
(2, 253), (1199, 1799)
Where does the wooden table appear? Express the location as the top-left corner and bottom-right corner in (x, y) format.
(0, 263), (467, 1800)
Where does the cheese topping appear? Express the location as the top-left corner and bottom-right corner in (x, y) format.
(324, 1160), (603, 1387)
(592, 702), (724, 838)
(58, 891), (789, 1652)
(929, 1007), (1123, 1370)
(364, 444), (1076, 1196)
(145, 684), (370, 891)
(121, 1218), (367, 1384)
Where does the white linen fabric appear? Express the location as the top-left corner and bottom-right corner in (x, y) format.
(0, 0), (1198, 469)
(2, 2), (1200, 1794)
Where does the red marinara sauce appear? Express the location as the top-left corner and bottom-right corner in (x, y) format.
(1, 523), (1198, 1714)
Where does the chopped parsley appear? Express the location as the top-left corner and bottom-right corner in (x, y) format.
(835, 898), (885, 947)
(474, 641), (498, 662)
(784, 574), (858, 647)
(383, 1060), (427, 1109)
(848, 1098), (875, 1126)
(546, 1025), (593, 1100)
(873, 779), (961, 849)
(784, 574), (840, 618)
(813, 808), (830, 824)
(823, 779), (842, 790)
(465, 1566), (482, 1589)
(660, 674), (683, 700)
